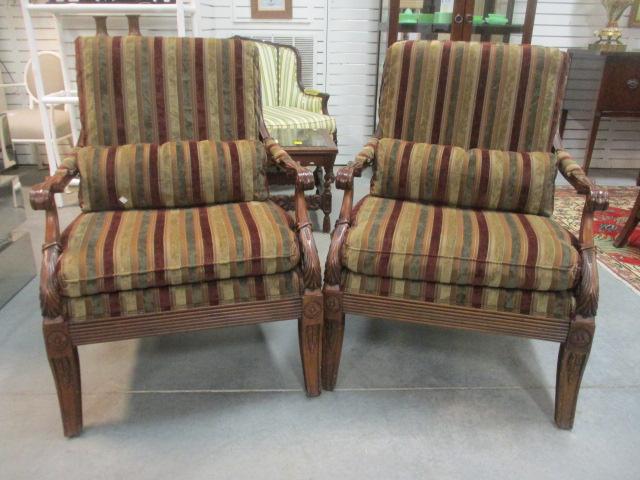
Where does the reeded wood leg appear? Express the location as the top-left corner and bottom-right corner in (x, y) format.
(583, 111), (601, 175)
(299, 291), (323, 397)
(613, 189), (640, 248)
(321, 286), (344, 391)
(555, 317), (594, 430)
(43, 317), (82, 437)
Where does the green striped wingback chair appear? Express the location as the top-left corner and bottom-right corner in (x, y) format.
(30, 36), (323, 437)
(323, 40), (608, 429)
(239, 38), (336, 139)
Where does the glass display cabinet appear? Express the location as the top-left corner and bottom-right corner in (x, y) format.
(380, 0), (538, 47)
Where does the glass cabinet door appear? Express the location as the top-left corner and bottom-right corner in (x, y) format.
(469, 0), (530, 44)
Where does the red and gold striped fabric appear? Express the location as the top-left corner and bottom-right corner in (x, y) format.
(64, 271), (304, 322)
(342, 272), (574, 320)
(58, 201), (300, 298)
(342, 196), (580, 291)
(378, 41), (568, 152)
(74, 139), (269, 212)
(75, 36), (261, 146)
(371, 139), (557, 216)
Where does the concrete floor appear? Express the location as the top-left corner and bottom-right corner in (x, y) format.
(1, 167), (640, 479)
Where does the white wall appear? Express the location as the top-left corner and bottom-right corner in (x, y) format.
(1, 0), (640, 168)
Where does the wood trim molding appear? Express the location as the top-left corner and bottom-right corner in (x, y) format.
(343, 293), (571, 343)
(69, 298), (302, 345)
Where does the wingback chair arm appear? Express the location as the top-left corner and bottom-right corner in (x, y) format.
(302, 89), (330, 115)
(553, 144), (607, 319)
(264, 138), (321, 290)
(30, 169), (76, 319)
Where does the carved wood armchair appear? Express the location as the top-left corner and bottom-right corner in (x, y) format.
(30, 36), (323, 437)
(323, 41), (608, 429)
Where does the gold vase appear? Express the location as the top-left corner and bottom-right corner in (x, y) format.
(590, 0), (634, 52)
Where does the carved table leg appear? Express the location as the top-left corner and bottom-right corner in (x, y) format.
(321, 164), (335, 233)
(322, 286), (344, 391)
(299, 291), (323, 396)
(43, 316), (83, 437)
(555, 316), (595, 430)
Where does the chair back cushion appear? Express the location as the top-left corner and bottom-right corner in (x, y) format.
(255, 41), (279, 107)
(75, 36), (262, 146)
(76, 139), (269, 212)
(371, 139), (557, 216)
(378, 41), (568, 152)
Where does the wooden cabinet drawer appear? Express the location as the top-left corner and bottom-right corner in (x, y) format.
(598, 55), (640, 112)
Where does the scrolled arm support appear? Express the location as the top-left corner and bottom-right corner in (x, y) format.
(30, 169), (76, 318)
(555, 148), (608, 318)
(265, 138), (321, 290)
(265, 138), (315, 192)
(335, 137), (378, 190)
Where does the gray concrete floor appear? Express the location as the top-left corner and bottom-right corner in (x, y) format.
(1, 167), (640, 479)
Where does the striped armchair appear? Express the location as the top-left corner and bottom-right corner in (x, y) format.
(30, 36), (323, 437)
(323, 41), (608, 429)
(240, 38), (336, 139)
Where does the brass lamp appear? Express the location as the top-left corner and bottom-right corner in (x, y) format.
(590, 0), (634, 51)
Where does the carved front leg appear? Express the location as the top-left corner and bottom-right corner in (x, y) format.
(555, 316), (595, 430)
(43, 317), (83, 437)
(299, 291), (323, 396)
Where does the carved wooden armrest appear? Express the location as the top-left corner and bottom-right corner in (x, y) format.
(554, 148), (606, 319)
(335, 137), (378, 190)
(29, 169), (76, 211)
(264, 138), (315, 192)
(30, 170), (76, 318)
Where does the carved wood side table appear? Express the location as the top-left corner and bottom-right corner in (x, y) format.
(267, 128), (338, 233)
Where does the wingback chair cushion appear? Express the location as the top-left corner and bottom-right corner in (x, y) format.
(75, 36), (261, 146)
(378, 41), (568, 152)
(371, 139), (558, 216)
(58, 201), (301, 298)
(75, 139), (269, 212)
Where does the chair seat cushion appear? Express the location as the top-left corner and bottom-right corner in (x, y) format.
(58, 201), (300, 298)
(263, 106), (336, 133)
(342, 196), (580, 292)
(64, 271), (304, 322)
(342, 272), (574, 320)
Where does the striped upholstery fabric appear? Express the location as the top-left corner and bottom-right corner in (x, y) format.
(371, 139), (557, 216)
(342, 196), (580, 291)
(75, 139), (269, 212)
(263, 106), (336, 133)
(255, 41), (278, 108)
(75, 36), (261, 146)
(378, 41), (568, 152)
(64, 271), (304, 322)
(58, 201), (300, 298)
(342, 272), (574, 319)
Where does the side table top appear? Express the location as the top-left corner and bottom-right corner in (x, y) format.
(268, 128), (337, 154)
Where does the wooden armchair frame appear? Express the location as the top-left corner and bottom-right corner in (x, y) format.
(31, 133), (323, 437)
(322, 132), (608, 430)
